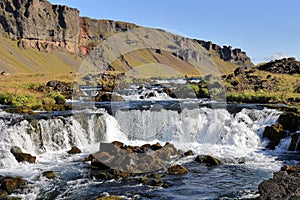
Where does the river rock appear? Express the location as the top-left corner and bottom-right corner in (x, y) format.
(288, 133), (300, 151)
(96, 196), (124, 200)
(166, 164), (188, 175)
(10, 146), (36, 163)
(195, 155), (221, 166)
(95, 91), (124, 102)
(258, 164), (300, 200)
(0, 190), (8, 198)
(184, 150), (195, 156)
(262, 124), (285, 150)
(67, 146), (82, 154)
(42, 171), (56, 179)
(278, 112), (300, 133)
(0, 177), (25, 194)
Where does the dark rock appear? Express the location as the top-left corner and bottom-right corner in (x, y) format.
(234, 67), (245, 76)
(150, 143), (163, 151)
(278, 112), (300, 133)
(263, 124), (285, 150)
(163, 87), (177, 98)
(96, 196), (124, 200)
(42, 171), (56, 179)
(95, 91), (123, 102)
(195, 155), (221, 166)
(258, 167), (300, 200)
(288, 133), (300, 151)
(46, 80), (72, 99)
(0, 177), (25, 194)
(97, 169), (130, 180)
(67, 146), (82, 154)
(0, 190), (8, 198)
(10, 147), (36, 163)
(258, 57), (300, 74)
(166, 164), (188, 175)
(183, 150), (194, 156)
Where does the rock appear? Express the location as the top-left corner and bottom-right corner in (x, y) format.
(258, 57), (300, 74)
(262, 124), (285, 150)
(150, 143), (163, 151)
(288, 133), (300, 151)
(281, 164), (300, 173)
(96, 169), (130, 180)
(258, 168), (300, 200)
(166, 164), (188, 175)
(42, 171), (56, 179)
(67, 146), (82, 154)
(46, 80), (73, 99)
(163, 87), (177, 98)
(0, 190), (8, 198)
(96, 196), (124, 200)
(95, 91), (123, 102)
(10, 147), (36, 163)
(184, 150), (194, 156)
(195, 155), (221, 166)
(278, 112), (300, 133)
(0, 177), (25, 194)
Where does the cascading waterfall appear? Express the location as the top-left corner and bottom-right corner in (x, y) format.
(0, 111), (108, 168)
(114, 107), (281, 148)
(0, 106), (287, 200)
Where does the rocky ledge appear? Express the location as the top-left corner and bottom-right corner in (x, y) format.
(258, 57), (300, 74)
(258, 164), (300, 200)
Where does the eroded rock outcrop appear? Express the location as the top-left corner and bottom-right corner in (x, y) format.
(258, 57), (300, 74)
(0, 0), (80, 53)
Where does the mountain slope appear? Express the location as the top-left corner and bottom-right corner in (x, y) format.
(0, 0), (254, 75)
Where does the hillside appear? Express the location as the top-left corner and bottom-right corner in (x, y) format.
(0, 0), (253, 75)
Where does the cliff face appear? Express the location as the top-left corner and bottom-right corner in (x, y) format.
(197, 40), (253, 68)
(0, 0), (80, 53)
(0, 0), (254, 72)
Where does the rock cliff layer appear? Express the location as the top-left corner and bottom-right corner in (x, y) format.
(0, 0), (254, 72)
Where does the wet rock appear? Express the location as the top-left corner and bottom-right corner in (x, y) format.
(95, 91), (123, 102)
(288, 133), (300, 151)
(163, 87), (177, 98)
(67, 146), (82, 154)
(184, 150), (194, 156)
(278, 112), (300, 133)
(150, 143), (163, 151)
(96, 196), (124, 200)
(0, 190), (8, 198)
(262, 124), (285, 150)
(10, 146), (36, 163)
(195, 155), (221, 166)
(0, 177), (25, 194)
(96, 169), (130, 180)
(42, 171), (56, 179)
(166, 164), (188, 175)
(258, 164), (300, 200)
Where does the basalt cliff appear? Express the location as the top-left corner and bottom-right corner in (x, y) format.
(0, 0), (254, 74)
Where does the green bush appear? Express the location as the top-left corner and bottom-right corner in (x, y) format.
(45, 92), (66, 104)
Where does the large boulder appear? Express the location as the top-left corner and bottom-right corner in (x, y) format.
(263, 124), (285, 150)
(278, 112), (300, 133)
(258, 164), (300, 200)
(10, 146), (36, 163)
(0, 177), (25, 194)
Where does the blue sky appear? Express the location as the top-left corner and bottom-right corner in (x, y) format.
(49, 0), (300, 64)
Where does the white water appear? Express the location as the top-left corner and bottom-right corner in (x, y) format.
(0, 107), (286, 199)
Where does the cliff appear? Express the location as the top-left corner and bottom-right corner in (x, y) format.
(0, 0), (254, 74)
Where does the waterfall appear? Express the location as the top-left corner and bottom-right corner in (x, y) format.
(0, 107), (281, 169)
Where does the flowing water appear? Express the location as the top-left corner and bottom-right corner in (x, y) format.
(0, 81), (299, 199)
(0, 103), (296, 199)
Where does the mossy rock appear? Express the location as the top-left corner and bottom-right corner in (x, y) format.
(263, 124), (285, 150)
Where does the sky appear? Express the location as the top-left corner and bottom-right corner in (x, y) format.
(49, 0), (300, 64)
